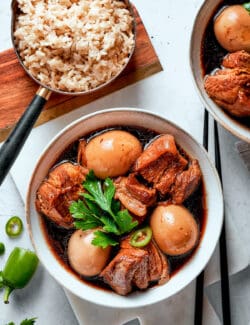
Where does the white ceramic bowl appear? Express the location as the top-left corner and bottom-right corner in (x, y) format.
(26, 108), (223, 308)
(190, 0), (250, 143)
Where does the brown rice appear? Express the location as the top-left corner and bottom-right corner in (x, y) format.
(14, 0), (135, 92)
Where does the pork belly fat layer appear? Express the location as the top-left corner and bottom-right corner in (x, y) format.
(36, 162), (88, 228)
(205, 51), (250, 117)
(101, 238), (169, 295)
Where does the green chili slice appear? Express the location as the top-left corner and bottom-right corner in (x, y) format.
(130, 226), (152, 247)
(0, 242), (5, 255)
(5, 217), (23, 237)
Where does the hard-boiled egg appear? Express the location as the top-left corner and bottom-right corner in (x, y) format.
(150, 205), (199, 256)
(67, 229), (111, 277)
(85, 130), (142, 179)
(214, 5), (250, 52)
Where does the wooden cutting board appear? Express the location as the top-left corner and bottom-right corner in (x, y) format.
(0, 7), (162, 142)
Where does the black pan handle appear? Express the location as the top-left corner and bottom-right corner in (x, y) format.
(0, 87), (51, 185)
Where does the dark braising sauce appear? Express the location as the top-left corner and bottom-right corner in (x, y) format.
(201, 0), (250, 129)
(40, 125), (207, 293)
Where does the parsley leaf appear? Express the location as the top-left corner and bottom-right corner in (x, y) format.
(69, 200), (94, 219)
(6, 318), (38, 325)
(70, 199), (103, 230)
(20, 318), (37, 325)
(100, 215), (119, 235)
(111, 198), (120, 214)
(116, 210), (139, 234)
(92, 231), (118, 248)
(83, 171), (111, 212)
(243, 2), (250, 13)
(103, 178), (116, 208)
(69, 170), (138, 247)
(82, 172), (120, 224)
(74, 219), (101, 231)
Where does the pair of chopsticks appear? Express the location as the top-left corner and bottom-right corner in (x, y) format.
(194, 109), (231, 325)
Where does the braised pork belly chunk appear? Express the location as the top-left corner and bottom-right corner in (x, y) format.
(134, 134), (187, 184)
(204, 51), (250, 117)
(133, 134), (201, 203)
(101, 237), (169, 295)
(114, 174), (156, 219)
(170, 159), (202, 204)
(133, 135), (188, 193)
(222, 51), (250, 70)
(36, 162), (88, 228)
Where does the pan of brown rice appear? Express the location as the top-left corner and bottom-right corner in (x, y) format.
(0, 0), (136, 185)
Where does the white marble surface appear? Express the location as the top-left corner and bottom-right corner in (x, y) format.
(0, 0), (250, 324)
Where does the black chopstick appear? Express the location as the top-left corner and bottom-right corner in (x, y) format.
(194, 109), (208, 325)
(194, 112), (232, 325)
(214, 120), (232, 325)
(203, 110), (209, 151)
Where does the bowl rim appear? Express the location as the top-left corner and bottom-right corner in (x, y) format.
(189, 0), (250, 143)
(26, 107), (224, 308)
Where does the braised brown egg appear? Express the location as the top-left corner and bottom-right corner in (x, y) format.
(150, 205), (199, 256)
(214, 4), (250, 52)
(67, 229), (111, 277)
(85, 130), (142, 179)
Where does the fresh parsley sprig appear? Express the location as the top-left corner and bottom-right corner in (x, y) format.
(69, 170), (138, 248)
(20, 318), (37, 325)
(6, 318), (37, 325)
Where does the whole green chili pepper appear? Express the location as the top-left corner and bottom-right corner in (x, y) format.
(0, 271), (4, 289)
(2, 247), (39, 304)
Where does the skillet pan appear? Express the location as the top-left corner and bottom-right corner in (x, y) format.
(0, 0), (135, 185)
